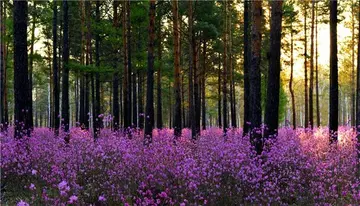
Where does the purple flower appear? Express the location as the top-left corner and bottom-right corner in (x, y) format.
(98, 195), (106, 202)
(17, 200), (29, 206)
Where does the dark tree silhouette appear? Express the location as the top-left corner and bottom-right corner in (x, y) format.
(53, 1), (60, 135)
(309, 0), (315, 129)
(172, 0), (182, 138)
(13, 0), (31, 138)
(144, 0), (156, 142)
(112, 1), (120, 131)
(243, 0), (251, 136)
(61, 0), (70, 138)
(156, 16), (163, 129)
(264, 0), (283, 138)
(249, 0), (263, 154)
(329, 0), (338, 143)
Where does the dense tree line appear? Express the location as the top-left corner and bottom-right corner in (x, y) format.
(0, 0), (359, 153)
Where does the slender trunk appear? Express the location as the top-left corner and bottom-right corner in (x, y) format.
(356, 0), (360, 149)
(309, 0), (315, 129)
(172, 0), (182, 137)
(127, 0), (132, 130)
(351, 0), (356, 127)
(264, 0), (283, 138)
(112, 1), (120, 131)
(28, 1), (36, 131)
(289, 22), (296, 129)
(329, 0), (338, 142)
(138, 71), (144, 129)
(144, 0), (156, 142)
(201, 41), (206, 130)
(156, 17), (163, 129)
(188, 0), (196, 138)
(304, 3), (309, 128)
(0, 0), (8, 131)
(249, 0), (263, 154)
(94, 0), (101, 138)
(315, 1), (320, 127)
(229, 7), (236, 129)
(218, 54), (222, 127)
(13, 0), (30, 138)
(243, 0), (251, 136)
(61, 0), (70, 137)
(53, 1), (60, 134)
(123, 1), (130, 131)
(222, 1), (228, 135)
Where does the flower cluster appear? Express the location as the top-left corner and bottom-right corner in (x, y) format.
(1, 126), (359, 205)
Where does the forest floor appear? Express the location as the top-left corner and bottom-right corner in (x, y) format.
(1, 127), (359, 205)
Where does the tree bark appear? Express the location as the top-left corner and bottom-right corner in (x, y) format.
(172, 0), (182, 138)
(112, 1), (120, 131)
(13, 0), (31, 138)
(127, 0), (132, 130)
(61, 0), (70, 138)
(28, 1), (36, 131)
(290, 22), (296, 129)
(0, 0), (8, 131)
(243, 0), (251, 136)
(351, 0), (356, 127)
(304, 3), (309, 128)
(201, 41), (206, 130)
(309, 0), (315, 129)
(156, 16), (163, 129)
(94, 0), (101, 138)
(249, 0), (263, 154)
(222, 1), (228, 135)
(144, 0), (156, 143)
(218, 54), (222, 127)
(188, 0), (196, 139)
(329, 0), (338, 143)
(264, 0), (283, 138)
(53, 1), (60, 135)
(315, 1), (320, 127)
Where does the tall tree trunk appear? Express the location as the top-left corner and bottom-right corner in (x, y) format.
(0, 0), (8, 131)
(250, 0), (263, 154)
(222, 1), (228, 135)
(264, 0), (283, 138)
(53, 1), (60, 135)
(112, 1), (120, 131)
(144, 0), (156, 143)
(289, 22), (296, 129)
(228, 4), (236, 129)
(243, 0), (251, 136)
(172, 0), (182, 138)
(201, 41), (206, 130)
(309, 0), (315, 129)
(28, 1), (36, 131)
(127, 0), (132, 130)
(62, 0), (70, 138)
(329, 0), (338, 143)
(351, 0), (356, 127)
(188, 0), (196, 139)
(156, 17), (163, 129)
(304, 3), (309, 128)
(123, 0), (130, 131)
(94, 0), (101, 138)
(356, 0), (360, 150)
(138, 71), (144, 129)
(315, 1), (320, 127)
(84, 1), (92, 130)
(218, 54), (222, 127)
(13, 0), (30, 138)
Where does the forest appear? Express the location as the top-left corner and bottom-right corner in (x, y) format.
(1, 0), (360, 205)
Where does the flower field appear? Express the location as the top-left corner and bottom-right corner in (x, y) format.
(1, 127), (359, 205)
